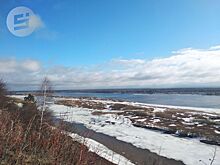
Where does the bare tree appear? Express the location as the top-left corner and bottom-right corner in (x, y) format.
(39, 77), (53, 136)
(0, 79), (7, 109)
(0, 79), (6, 96)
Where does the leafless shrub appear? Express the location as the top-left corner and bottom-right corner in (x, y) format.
(0, 104), (113, 164)
(0, 80), (8, 109)
(0, 79), (114, 165)
(37, 77), (53, 138)
(210, 147), (217, 165)
(0, 80), (6, 97)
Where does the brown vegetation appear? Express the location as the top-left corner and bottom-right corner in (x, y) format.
(57, 98), (220, 146)
(56, 99), (106, 110)
(0, 81), (114, 165)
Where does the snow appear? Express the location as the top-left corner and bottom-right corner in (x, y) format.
(136, 118), (146, 122)
(17, 103), (23, 108)
(9, 95), (26, 100)
(50, 104), (220, 165)
(132, 102), (220, 114)
(89, 98), (220, 114)
(153, 108), (166, 113)
(215, 130), (220, 134)
(69, 133), (134, 165)
(10, 95), (220, 114)
(8, 95), (220, 164)
(153, 119), (160, 123)
(181, 122), (195, 126)
(92, 99), (220, 113)
(182, 117), (194, 122)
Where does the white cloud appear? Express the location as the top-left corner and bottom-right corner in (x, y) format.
(28, 14), (58, 40)
(29, 14), (45, 30)
(111, 59), (145, 67)
(21, 60), (41, 72)
(209, 45), (220, 50)
(0, 59), (40, 73)
(1, 45), (220, 90)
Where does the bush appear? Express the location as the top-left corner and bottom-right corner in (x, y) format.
(0, 81), (113, 165)
(0, 108), (112, 164)
(24, 94), (35, 103)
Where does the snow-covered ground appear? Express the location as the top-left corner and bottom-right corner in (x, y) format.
(9, 95), (26, 100)
(10, 95), (220, 165)
(90, 98), (220, 114)
(50, 104), (220, 165)
(69, 133), (134, 165)
(10, 95), (220, 114)
(9, 95), (134, 165)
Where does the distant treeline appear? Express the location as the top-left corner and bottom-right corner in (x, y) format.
(10, 88), (220, 96)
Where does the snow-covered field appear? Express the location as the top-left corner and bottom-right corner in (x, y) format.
(10, 95), (220, 114)
(88, 98), (220, 114)
(50, 104), (220, 165)
(9, 95), (26, 100)
(10, 95), (220, 165)
(9, 95), (134, 165)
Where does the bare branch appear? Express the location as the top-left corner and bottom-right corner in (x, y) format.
(210, 147), (217, 165)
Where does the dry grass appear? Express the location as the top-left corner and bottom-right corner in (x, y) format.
(0, 82), (114, 165)
(0, 104), (114, 165)
(57, 98), (220, 145)
(91, 111), (121, 116)
(56, 100), (106, 110)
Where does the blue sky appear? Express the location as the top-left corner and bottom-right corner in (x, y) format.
(1, 0), (220, 89)
(0, 0), (220, 66)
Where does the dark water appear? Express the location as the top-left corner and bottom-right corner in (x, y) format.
(56, 119), (184, 165)
(53, 92), (220, 109)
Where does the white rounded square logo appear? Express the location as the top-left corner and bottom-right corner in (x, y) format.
(7, 6), (35, 37)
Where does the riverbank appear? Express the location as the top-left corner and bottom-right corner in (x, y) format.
(10, 95), (220, 165)
(50, 96), (220, 165)
(55, 97), (220, 146)
(3, 95), (115, 165)
(58, 119), (184, 165)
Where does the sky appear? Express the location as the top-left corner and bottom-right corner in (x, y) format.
(0, 0), (220, 90)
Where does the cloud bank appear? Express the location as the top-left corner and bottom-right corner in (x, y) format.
(1, 45), (220, 90)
